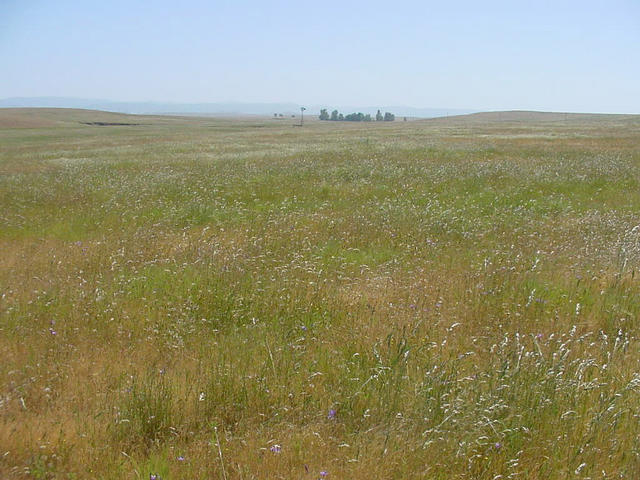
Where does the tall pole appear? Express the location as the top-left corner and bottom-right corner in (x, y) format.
(300, 107), (306, 126)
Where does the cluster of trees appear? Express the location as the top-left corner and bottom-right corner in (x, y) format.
(319, 109), (395, 122)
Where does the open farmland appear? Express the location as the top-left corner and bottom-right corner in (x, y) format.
(2, 108), (640, 479)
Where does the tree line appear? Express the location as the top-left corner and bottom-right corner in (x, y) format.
(319, 109), (395, 122)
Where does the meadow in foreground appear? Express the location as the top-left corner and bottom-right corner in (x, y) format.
(1, 109), (640, 479)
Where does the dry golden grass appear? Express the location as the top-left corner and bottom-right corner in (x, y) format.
(1, 108), (640, 478)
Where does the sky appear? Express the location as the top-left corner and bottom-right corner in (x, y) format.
(1, 0), (639, 113)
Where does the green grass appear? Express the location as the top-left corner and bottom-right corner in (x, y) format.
(1, 109), (640, 478)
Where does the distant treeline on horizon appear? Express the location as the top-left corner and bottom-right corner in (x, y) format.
(319, 109), (396, 122)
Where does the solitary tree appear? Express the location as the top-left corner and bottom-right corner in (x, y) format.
(338, 113), (344, 121)
(319, 109), (329, 120)
(330, 110), (339, 121)
(384, 112), (395, 121)
(376, 109), (383, 121)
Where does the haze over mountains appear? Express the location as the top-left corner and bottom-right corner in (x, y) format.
(0, 97), (475, 118)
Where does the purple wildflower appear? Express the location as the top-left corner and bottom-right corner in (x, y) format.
(270, 444), (282, 453)
(320, 471), (328, 477)
(177, 455), (185, 461)
(49, 328), (57, 335)
(494, 442), (502, 450)
(327, 409), (337, 420)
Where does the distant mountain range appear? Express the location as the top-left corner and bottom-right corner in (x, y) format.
(0, 97), (476, 118)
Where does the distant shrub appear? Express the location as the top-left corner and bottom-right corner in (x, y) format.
(344, 112), (363, 121)
(321, 109), (392, 122)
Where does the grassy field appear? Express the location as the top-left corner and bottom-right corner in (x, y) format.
(2, 108), (640, 479)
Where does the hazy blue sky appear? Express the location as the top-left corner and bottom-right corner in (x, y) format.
(1, 0), (639, 112)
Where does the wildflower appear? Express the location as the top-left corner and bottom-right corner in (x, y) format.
(301, 325), (307, 331)
(494, 442), (502, 450)
(535, 333), (543, 340)
(49, 328), (57, 335)
(177, 455), (185, 461)
(327, 409), (337, 420)
(320, 470), (328, 477)
(270, 444), (282, 453)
